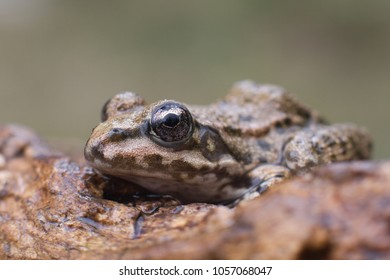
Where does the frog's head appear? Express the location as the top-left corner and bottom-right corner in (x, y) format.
(84, 92), (247, 203)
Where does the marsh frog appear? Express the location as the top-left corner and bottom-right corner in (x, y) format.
(84, 81), (372, 204)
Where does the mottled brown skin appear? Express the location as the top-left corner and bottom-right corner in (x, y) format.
(84, 81), (372, 204)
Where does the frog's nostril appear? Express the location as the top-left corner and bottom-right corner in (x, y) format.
(110, 128), (123, 135)
(108, 128), (128, 141)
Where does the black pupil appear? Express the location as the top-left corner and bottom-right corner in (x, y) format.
(163, 113), (180, 128)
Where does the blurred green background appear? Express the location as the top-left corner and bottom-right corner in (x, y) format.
(0, 0), (389, 158)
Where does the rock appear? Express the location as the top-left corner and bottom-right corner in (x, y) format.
(0, 125), (389, 259)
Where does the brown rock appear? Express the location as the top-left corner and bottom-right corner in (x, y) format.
(0, 125), (389, 259)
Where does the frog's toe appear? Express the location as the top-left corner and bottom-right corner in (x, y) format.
(245, 164), (290, 197)
(223, 166), (290, 207)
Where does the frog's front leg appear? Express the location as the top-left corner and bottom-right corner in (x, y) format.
(283, 124), (372, 172)
(232, 164), (291, 204)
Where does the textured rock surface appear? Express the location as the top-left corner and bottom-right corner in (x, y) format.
(0, 125), (389, 259)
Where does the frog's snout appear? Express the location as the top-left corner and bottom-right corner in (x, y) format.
(84, 136), (104, 164)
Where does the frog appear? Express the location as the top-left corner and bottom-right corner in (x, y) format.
(84, 80), (372, 204)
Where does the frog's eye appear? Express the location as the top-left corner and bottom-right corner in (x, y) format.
(149, 102), (193, 145)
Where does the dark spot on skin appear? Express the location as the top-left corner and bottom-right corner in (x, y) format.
(108, 128), (127, 142)
(222, 126), (242, 137)
(258, 126), (271, 137)
(226, 143), (252, 164)
(273, 118), (297, 134)
(313, 142), (324, 153)
(284, 117), (292, 126)
(199, 125), (253, 164)
(239, 115), (254, 122)
(107, 128), (140, 142)
(89, 143), (105, 161)
(239, 151), (253, 165)
(274, 121), (283, 128)
(275, 126), (286, 134)
(117, 103), (133, 112)
(143, 154), (163, 164)
(339, 141), (347, 152)
(285, 150), (299, 163)
(199, 126), (231, 162)
(111, 154), (138, 169)
(296, 107), (313, 121)
(87, 128), (142, 162)
(170, 160), (198, 172)
(257, 140), (271, 151)
(101, 92), (146, 122)
(258, 156), (268, 163)
(200, 165), (210, 172)
(225, 175), (253, 191)
(327, 141), (337, 147)
(320, 134), (336, 147)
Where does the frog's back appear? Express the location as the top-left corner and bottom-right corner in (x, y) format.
(190, 80), (322, 138)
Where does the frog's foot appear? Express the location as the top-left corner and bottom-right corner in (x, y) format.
(246, 164), (291, 196)
(284, 124), (372, 172)
(225, 165), (290, 206)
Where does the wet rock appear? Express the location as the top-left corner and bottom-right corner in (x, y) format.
(0, 125), (389, 259)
